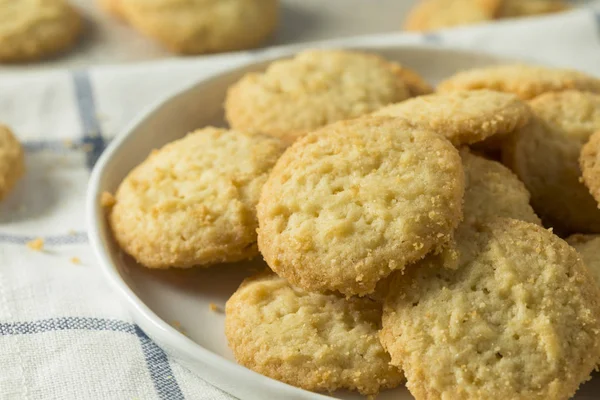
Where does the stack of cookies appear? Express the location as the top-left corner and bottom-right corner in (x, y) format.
(106, 50), (600, 399)
(98, 0), (279, 55)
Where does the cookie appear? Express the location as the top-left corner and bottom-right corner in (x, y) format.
(497, 0), (570, 18)
(403, 0), (502, 32)
(225, 272), (403, 395)
(0, 0), (82, 63)
(438, 64), (600, 100)
(381, 218), (600, 400)
(118, 0), (278, 54)
(257, 117), (464, 296)
(566, 234), (600, 288)
(225, 50), (412, 144)
(580, 130), (600, 205)
(461, 149), (540, 225)
(503, 91), (600, 233)
(109, 127), (285, 269)
(0, 125), (25, 201)
(373, 90), (531, 146)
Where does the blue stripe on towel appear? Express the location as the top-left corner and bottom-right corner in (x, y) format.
(72, 71), (107, 169)
(0, 317), (185, 400)
(0, 232), (89, 245)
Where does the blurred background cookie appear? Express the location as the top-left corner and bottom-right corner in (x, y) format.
(0, 0), (82, 63)
(0, 124), (25, 201)
(497, 0), (570, 18)
(404, 0), (502, 32)
(404, 0), (570, 31)
(114, 0), (279, 54)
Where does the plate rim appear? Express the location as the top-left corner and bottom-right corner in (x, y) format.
(86, 41), (520, 400)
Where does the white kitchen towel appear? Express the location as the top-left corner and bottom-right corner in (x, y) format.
(2, 7), (600, 400)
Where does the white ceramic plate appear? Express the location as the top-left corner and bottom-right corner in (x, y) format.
(87, 43), (600, 400)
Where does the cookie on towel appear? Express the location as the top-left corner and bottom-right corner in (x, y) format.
(257, 117), (464, 296)
(0, 0), (82, 62)
(109, 127), (285, 269)
(403, 0), (502, 31)
(497, 0), (570, 19)
(438, 64), (600, 100)
(225, 272), (403, 395)
(381, 218), (600, 400)
(373, 90), (531, 146)
(119, 0), (278, 54)
(503, 91), (600, 233)
(0, 125), (25, 200)
(225, 49), (412, 144)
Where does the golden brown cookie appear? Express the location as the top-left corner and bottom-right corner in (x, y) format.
(373, 90), (531, 146)
(403, 0), (502, 32)
(503, 91), (600, 233)
(461, 149), (540, 225)
(497, 0), (570, 18)
(257, 117), (464, 296)
(0, 125), (25, 200)
(566, 234), (600, 288)
(225, 50), (412, 144)
(438, 64), (600, 100)
(119, 0), (278, 54)
(225, 272), (403, 395)
(381, 218), (600, 400)
(0, 0), (82, 63)
(580, 130), (600, 205)
(109, 127), (285, 269)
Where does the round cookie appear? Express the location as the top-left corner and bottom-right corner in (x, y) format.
(403, 0), (502, 32)
(503, 91), (600, 233)
(109, 127), (285, 269)
(373, 90), (531, 146)
(497, 0), (569, 18)
(461, 149), (540, 225)
(580, 130), (600, 205)
(438, 64), (600, 100)
(381, 218), (600, 400)
(257, 117), (464, 296)
(118, 0), (278, 54)
(225, 272), (403, 395)
(566, 234), (600, 289)
(0, 0), (82, 63)
(0, 125), (25, 200)
(225, 50), (412, 144)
